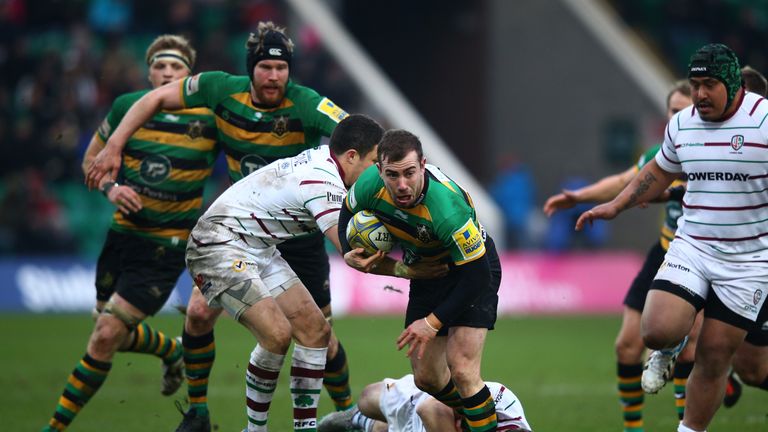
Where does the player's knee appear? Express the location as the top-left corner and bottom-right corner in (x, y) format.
(734, 363), (763, 385)
(413, 374), (442, 394)
(91, 315), (129, 349)
(186, 299), (219, 331)
(358, 382), (383, 418)
(259, 322), (293, 353)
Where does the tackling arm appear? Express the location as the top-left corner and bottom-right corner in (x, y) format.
(85, 81), (185, 189)
(575, 159), (678, 230)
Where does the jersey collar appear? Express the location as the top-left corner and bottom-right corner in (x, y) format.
(328, 149), (347, 185)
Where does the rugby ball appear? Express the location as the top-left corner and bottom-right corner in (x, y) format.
(346, 210), (395, 255)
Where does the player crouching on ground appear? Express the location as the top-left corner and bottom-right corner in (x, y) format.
(318, 374), (533, 432)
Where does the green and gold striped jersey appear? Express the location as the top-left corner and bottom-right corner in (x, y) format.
(95, 90), (219, 249)
(345, 164), (486, 266)
(179, 71), (347, 181)
(635, 144), (682, 250)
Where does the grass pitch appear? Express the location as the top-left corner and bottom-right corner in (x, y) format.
(5, 313), (767, 431)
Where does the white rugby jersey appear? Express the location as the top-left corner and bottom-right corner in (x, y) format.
(656, 90), (768, 262)
(199, 145), (345, 247)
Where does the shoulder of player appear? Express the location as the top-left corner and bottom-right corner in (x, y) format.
(741, 91), (768, 124)
(113, 89), (149, 108)
(285, 80), (322, 99)
(194, 71), (250, 91)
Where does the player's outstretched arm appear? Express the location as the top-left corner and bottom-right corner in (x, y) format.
(86, 80), (185, 189)
(543, 166), (635, 217)
(575, 159), (677, 231)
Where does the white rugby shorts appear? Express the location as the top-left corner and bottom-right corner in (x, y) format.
(186, 219), (299, 308)
(379, 375), (431, 432)
(655, 238), (768, 322)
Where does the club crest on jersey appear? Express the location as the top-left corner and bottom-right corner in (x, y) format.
(140, 154), (172, 184)
(731, 134), (744, 151)
(186, 120), (205, 139)
(416, 223), (433, 243)
(271, 115), (289, 138)
(755, 289), (763, 306)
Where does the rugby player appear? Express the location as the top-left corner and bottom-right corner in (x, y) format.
(340, 129), (500, 431)
(42, 34), (218, 431)
(576, 43), (768, 432)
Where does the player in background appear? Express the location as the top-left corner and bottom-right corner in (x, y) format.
(41, 35), (219, 432)
(339, 130), (500, 432)
(184, 114), (406, 431)
(543, 81), (693, 431)
(86, 22), (358, 431)
(576, 43), (768, 432)
(317, 374), (532, 432)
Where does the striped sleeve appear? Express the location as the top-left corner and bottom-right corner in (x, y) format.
(300, 176), (346, 234)
(655, 114), (682, 173)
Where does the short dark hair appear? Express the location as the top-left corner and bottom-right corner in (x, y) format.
(666, 79), (691, 108)
(329, 114), (384, 159)
(742, 65), (768, 97)
(377, 129), (423, 164)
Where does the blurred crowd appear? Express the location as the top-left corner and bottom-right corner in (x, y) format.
(0, 0), (359, 257)
(4, 0), (768, 256)
(611, 0), (768, 75)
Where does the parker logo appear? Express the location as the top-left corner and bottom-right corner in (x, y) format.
(731, 134), (744, 151)
(755, 289), (763, 306)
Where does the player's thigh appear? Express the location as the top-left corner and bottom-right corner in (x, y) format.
(446, 327), (487, 380)
(237, 291), (292, 347)
(409, 337), (449, 391)
(695, 317), (747, 367)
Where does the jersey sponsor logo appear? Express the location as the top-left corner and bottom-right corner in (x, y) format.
(731, 134), (744, 151)
(660, 260), (690, 273)
(240, 154), (269, 176)
(97, 119), (111, 138)
(685, 172), (750, 182)
(164, 114), (180, 122)
(316, 97), (348, 123)
(140, 154), (172, 184)
(186, 119), (205, 139)
(271, 115), (289, 138)
(755, 289), (763, 306)
(394, 209), (409, 220)
(185, 74), (200, 95)
(326, 192), (343, 204)
(269, 47), (283, 56)
(452, 219), (484, 261)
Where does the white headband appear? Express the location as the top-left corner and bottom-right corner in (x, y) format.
(149, 49), (191, 70)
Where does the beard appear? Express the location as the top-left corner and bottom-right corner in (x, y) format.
(252, 83), (286, 107)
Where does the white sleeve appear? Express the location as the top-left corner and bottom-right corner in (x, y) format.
(655, 114), (682, 173)
(300, 175), (345, 234)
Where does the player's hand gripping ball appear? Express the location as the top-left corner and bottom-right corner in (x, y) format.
(346, 210), (395, 255)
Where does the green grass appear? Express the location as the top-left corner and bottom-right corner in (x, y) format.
(5, 313), (767, 431)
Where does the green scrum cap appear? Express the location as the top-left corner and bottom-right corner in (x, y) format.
(687, 43), (742, 111)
